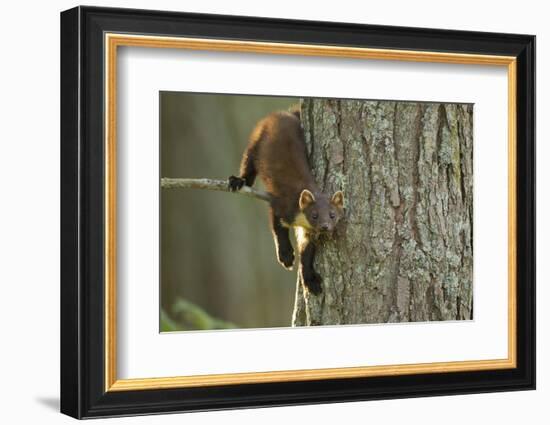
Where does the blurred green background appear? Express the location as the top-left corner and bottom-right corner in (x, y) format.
(160, 92), (298, 332)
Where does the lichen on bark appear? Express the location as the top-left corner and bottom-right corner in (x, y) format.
(293, 99), (473, 326)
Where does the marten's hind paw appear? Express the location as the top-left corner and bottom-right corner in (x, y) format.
(303, 272), (323, 295)
(228, 176), (245, 192)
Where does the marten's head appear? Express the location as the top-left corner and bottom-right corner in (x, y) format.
(298, 189), (344, 234)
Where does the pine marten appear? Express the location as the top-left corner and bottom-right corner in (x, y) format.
(228, 107), (344, 295)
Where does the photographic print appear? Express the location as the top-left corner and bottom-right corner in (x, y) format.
(160, 93), (474, 331)
(61, 8), (535, 417)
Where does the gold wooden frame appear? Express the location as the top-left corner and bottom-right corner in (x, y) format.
(104, 33), (517, 392)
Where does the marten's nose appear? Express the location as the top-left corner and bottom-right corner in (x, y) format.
(321, 224), (330, 231)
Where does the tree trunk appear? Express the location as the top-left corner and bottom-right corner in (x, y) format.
(292, 99), (474, 326)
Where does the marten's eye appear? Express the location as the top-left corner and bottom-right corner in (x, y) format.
(329, 212), (336, 219)
(312, 212), (318, 220)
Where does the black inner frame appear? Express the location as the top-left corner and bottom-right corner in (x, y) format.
(60, 6), (535, 419)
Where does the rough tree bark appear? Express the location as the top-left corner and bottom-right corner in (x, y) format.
(292, 99), (474, 326)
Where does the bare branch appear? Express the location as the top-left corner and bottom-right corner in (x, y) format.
(161, 178), (271, 202)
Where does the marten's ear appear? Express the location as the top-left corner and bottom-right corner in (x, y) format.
(299, 189), (316, 210)
(331, 191), (345, 209)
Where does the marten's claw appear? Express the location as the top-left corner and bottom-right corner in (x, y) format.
(228, 175), (245, 192)
(303, 272), (323, 295)
(277, 248), (295, 270)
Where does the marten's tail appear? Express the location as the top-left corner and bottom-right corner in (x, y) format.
(289, 104), (301, 120)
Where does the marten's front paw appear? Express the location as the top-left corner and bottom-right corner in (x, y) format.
(228, 175), (245, 192)
(303, 271), (323, 295)
(277, 248), (295, 270)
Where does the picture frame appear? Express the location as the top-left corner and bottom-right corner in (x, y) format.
(60, 5), (535, 419)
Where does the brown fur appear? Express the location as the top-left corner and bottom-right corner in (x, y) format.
(228, 107), (344, 295)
